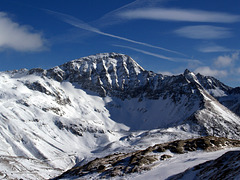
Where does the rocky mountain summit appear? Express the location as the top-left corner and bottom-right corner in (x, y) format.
(28, 53), (214, 99)
(0, 52), (240, 179)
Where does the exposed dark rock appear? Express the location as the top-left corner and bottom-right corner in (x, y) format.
(160, 154), (172, 160)
(28, 68), (46, 75)
(24, 81), (71, 106)
(54, 120), (105, 136)
(16, 99), (30, 107)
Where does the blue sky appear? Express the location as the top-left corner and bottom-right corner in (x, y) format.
(0, 0), (240, 87)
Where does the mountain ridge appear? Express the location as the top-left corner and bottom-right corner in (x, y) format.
(9, 52), (240, 133)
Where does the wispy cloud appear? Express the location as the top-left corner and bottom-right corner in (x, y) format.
(94, 0), (165, 27)
(194, 66), (227, 77)
(114, 44), (201, 63)
(158, 71), (175, 76)
(0, 12), (45, 52)
(118, 8), (240, 23)
(214, 51), (239, 67)
(46, 9), (185, 56)
(174, 25), (232, 39)
(197, 43), (231, 53)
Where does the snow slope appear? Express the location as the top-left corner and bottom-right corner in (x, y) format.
(168, 150), (240, 180)
(132, 147), (240, 180)
(0, 70), (129, 174)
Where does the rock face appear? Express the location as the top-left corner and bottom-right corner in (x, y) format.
(46, 53), (149, 98)
(41, 53), (202, 101)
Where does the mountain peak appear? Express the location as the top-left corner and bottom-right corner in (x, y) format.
(46, 52), (148, 97)
(183, 69), (199, 85)
(70, 52), (142, 67)
(183, 69), (191, 75)
(45, 53), (229, 100)
(67, 52), (145, 75)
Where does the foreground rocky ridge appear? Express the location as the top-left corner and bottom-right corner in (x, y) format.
(53, 136), (240, 179)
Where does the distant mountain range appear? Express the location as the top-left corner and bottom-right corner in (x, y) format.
(0, 52), (240, 179)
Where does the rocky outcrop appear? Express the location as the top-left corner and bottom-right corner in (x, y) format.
(53, 137), (240, 179)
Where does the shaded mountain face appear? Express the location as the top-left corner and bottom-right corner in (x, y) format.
(0, 53), (240, 179)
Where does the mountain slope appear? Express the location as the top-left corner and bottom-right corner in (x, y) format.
(0, 70), (129, 170)
(169, 150), (240, 180)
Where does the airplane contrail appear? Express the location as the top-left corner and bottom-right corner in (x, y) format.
(46, 9), (187, 57)
(114, 44), (202, 63)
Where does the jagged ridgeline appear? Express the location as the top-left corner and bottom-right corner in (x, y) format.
(29, 53), (230, 99)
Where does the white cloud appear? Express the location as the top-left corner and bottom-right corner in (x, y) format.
(215, 56), (232, 67)
(158, 71), (174, 76)
(197, 44), (231, 53)
(232, 51), (239, 60)
(214, 51), (239, 67)
(118, 8), (240, 23)
(0, 12), (45, 52)
(194, 66), (227, 77)
(174, 25), (232, 39)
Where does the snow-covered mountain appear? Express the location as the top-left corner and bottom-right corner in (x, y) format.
(0, 52), (240, 179)
(43, 53), (240, 137)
